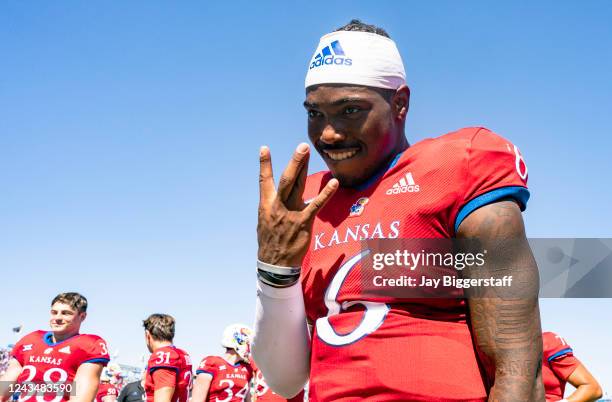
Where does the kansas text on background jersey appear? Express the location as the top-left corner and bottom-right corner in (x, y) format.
(195, 356), (253, 402)
(11, 331), (110, 402)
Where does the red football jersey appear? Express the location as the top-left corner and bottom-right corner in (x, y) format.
(542, 332), (581, 402)
(301, 127), (529, 401)
(96, 382), (118, 402)
(253, 369), (304, 402)
(195, 356), (253, 402)
(144, 345), (192, 402)
(11, 330), (110, 402)
(250, 360), (304, 402)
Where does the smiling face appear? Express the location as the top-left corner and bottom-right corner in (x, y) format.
(49, 302), (86, 338)
(304, 84), (409, 187)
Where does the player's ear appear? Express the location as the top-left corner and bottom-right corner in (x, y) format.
(392, 85), (410, 121)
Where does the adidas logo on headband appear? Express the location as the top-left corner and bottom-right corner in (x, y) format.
(309, 40), (353, 70)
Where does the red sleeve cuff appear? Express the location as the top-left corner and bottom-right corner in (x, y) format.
(550, 355), (581, 380)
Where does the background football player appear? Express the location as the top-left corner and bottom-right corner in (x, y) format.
(252, 363), (304, 402)
(143, 314), (192, 402)
(542, 332), (602, 402)
(0, 292), (110, 402)
(191, 324), (253, 402)
(253, 19), (544, 401)
(95, 364), (121, 402)
(116, 378), (145, 402)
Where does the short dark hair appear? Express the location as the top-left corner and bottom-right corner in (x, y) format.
(51, 292), (88, 313)
(334, 19), (396, 101)
(335, 19), (390, 38)
(143, 313), (175, 342)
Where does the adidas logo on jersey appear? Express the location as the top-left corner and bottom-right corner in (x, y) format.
(44, 347), (53, 354)
(59, 346), (71, 354)
(386, 172), (420, 195)
(309, 40), (352, 70)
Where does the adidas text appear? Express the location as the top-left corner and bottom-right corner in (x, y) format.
(386, 184), (420, 195)
(310, 56), (352, 70)
(386, 172), (420, 195)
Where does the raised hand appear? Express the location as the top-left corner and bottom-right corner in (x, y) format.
(258, 143), (338, 267)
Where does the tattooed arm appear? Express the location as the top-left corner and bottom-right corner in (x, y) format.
(457, 200), (545, 401)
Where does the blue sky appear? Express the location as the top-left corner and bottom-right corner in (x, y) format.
(1, 0), (611, 395)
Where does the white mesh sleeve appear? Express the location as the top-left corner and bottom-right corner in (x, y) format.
(252, 279), (310, 398)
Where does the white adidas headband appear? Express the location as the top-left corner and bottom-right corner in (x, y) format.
(305, 31), (406, 90)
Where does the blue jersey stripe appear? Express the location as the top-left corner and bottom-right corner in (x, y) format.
(548, 347), (573, 362)
(454, 186), (530, 233)
(149, 365), (179, 373)
(83, 358), (110, 364)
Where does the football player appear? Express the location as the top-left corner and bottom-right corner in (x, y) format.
(143, 314), (192, 402)
(191, 324), (254, 402)
(542, 332), (602, 402)
(0, 292), (110, 402)
(95, 364), (120, 402)
(116, 378), (145, 402)
(252, 363), (304, 402)
(253, 19), (544, 401)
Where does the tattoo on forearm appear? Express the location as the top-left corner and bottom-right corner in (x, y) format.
(468, 298), (543, 401)
(496, 358), (541, 378)
(458, 201), (545, 401)
(495, 302), (536, 347)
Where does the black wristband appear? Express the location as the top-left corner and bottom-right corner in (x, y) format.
(257, 269), (300, 288)
(257, 259), (301, 276)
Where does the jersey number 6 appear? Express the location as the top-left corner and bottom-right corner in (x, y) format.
(316, 249), (389, 346)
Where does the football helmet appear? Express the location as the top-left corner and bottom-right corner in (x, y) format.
(221, 323), (252, 361)
(101, 362), (122, 382)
